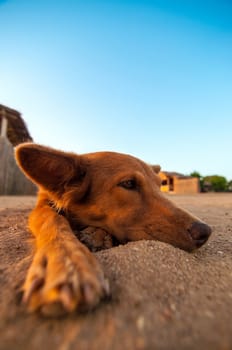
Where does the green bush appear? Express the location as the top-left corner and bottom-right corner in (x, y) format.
(203, 175), (228, 192)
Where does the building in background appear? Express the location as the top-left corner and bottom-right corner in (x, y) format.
(0, 104), (36, 195)
(0, 103), (200, 196)
(159, 171), (200, 194)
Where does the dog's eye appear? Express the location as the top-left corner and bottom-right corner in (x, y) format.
(118, 179), (137, 190)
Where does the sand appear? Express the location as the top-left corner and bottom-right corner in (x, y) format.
(0, 193), (232, 350)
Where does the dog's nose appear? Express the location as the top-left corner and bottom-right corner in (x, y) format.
(188, 222), (212, 248)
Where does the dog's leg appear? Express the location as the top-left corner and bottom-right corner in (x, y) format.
(23, 198), (109, 316)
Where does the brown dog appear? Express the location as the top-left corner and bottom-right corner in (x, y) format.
(15, 143), (211, 316)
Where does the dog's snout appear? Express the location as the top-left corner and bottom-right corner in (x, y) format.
(188, 222), (212, 248)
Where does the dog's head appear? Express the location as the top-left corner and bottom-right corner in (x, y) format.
(15, 143), (211, 252)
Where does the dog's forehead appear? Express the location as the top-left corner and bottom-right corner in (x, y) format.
(84, 151), (150, 174)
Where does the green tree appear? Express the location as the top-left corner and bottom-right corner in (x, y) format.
(190, 171), (201, 178)
(203, 175), (228, 192)
(190, 171), (204, 192)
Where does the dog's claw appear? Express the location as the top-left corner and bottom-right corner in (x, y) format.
(22, 277), (44, 304)
(82, 283), (98, 306)
(103, 278), (110, 296)
(59, 284), (76, 312)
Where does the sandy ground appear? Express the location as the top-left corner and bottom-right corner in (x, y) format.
(0, 193), (232, 350)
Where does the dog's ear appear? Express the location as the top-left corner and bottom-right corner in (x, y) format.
(15, 143), (87, 195)
(151, 165), (161, 174)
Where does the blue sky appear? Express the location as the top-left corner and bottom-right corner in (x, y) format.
(1, 0), (232, 179)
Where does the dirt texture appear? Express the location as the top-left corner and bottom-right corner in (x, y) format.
(0, 194), (232, 350)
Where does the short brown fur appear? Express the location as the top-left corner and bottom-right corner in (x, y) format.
(15, 143), (212, 316)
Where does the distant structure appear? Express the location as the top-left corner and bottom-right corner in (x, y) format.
(159, 171), (200, 194)
(0, 104), (36, 195)
(0, 104), (33, 145)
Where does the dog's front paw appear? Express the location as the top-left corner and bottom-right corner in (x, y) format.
(78, 227), (114, 251)
(22, 242), (109, 316)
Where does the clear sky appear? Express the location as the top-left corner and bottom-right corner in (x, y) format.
(1, 0), (231, 179)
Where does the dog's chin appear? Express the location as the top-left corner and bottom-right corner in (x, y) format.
(165, 238), (209, 252)
(146, 226), (210, 252)
(157, 238), (205, 252)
